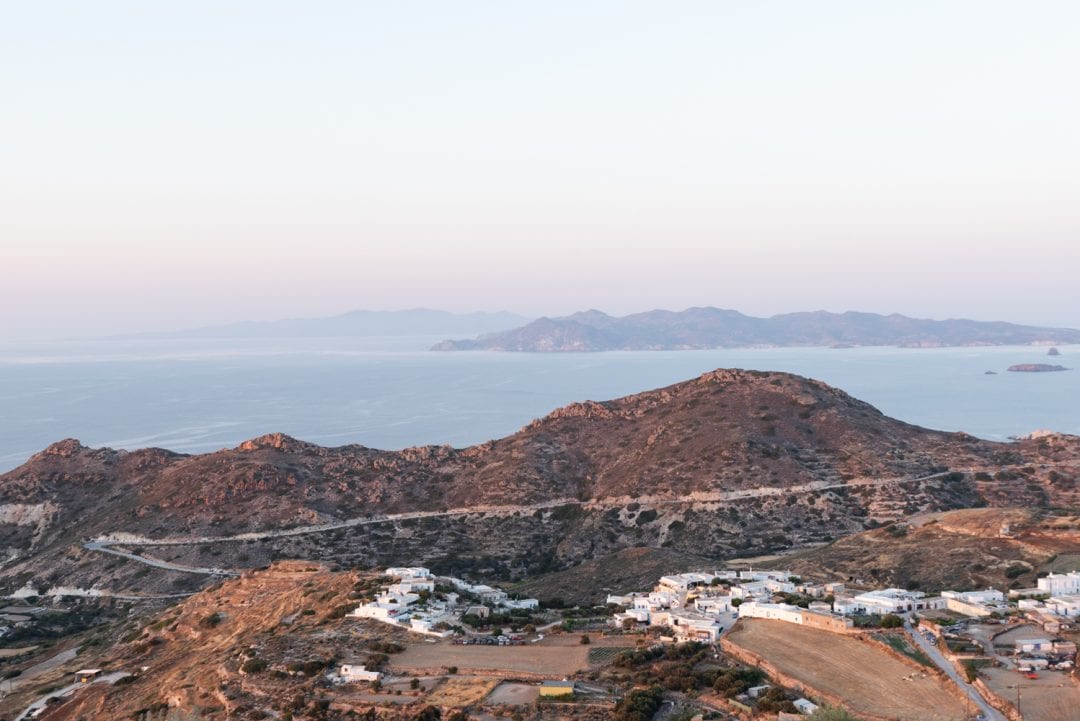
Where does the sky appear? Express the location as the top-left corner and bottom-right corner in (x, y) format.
(2, 1), (1079, 339)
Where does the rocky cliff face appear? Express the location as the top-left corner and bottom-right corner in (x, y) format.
(1, 369), (1078, 595)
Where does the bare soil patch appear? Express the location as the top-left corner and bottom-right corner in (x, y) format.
(981, 666), (1080, 721)
(393, 641), (590, 677)
(726, 619), (966, 721)
(485, 682), (540, 706)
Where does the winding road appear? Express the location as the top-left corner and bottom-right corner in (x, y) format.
(906, 622), (1004, 721)
(80, 465), (1034, 576)
(14, 671), (130, 721)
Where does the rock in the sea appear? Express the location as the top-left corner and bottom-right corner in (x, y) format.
(1007, 363), (1069, 373)
(984, 370), (997, 375)
(1048, 347), (1061, 356)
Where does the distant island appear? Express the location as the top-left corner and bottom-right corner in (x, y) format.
(1008, 364), (1070, 373)
(117, 308), (530, 340)
(432, 307), (1080, 352)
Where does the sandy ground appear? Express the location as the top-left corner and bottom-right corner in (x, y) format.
(726, 619), (967, 721)
(393, 640), (591, 677)
(981, 667), (1080, 721)
(485, 682), (540, 706)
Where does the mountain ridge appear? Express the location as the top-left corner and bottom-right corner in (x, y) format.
(2, 369), (1079, 600)
(432, 307), (1080, 351)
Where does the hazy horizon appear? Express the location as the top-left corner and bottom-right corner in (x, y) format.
(4, 1), (1078, 340)
(7, 304), (1080, 345)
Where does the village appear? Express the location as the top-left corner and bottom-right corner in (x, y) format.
(6, 564), (1080, 721)
(324, 565), (1080, 721)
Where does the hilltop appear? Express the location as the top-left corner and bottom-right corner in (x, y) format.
(432, 307), (1080, 351)
(1, 370), (1078, 600)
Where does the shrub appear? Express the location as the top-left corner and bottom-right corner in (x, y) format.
(242, 658), (269, 674)
(614, 685), (663, 721)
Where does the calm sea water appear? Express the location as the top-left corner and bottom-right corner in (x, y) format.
(0, 338), (1077, 472)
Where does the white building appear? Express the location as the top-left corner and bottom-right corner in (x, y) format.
(738, 602), (804, 624)
(504, 598), (540, 610)
(793, 698), (819, 715)
(835, 589), (945, 616)
(731, 581), (768, 600)
(1015, 638), (1054, 654)
(633, 592), (677, 611)
(763, 578), (796, 594)
(652, 609), (722, 642)
(349, 603), (402, 621)
(341, 664), (381, 682)
(389, 580), (435, 595)
(611, 608), (651, 627)
(940, 589), (1006, 618)
(1038, 572), (1080, 596)
(1047, 595), (1080, 617)
(385, 567), (431, 579)
(942, 589), (1005, 605)
(658, 573), (717, 594)
(694, 596), (733, 615)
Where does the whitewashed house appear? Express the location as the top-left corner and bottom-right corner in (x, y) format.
(341, 664), (381, 682)
(1038, 572), (1080, 596)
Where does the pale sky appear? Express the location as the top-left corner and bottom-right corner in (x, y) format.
(2, 1), (1079, 339)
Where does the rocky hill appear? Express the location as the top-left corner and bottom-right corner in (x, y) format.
(774, 507), (1080, 593)
(432, 307), (1080, 351)
(1, 369), (1078, 599)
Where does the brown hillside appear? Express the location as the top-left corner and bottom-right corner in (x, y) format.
(1, 369), (1078, 596)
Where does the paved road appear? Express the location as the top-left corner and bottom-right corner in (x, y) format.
(14, 671), (129, 721)
(1, 649), (77, 694)
(906, 623), (1004, 721)
(83, 541), (236, 576)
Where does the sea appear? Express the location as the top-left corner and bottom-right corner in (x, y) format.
(1, 337), (1077, 473)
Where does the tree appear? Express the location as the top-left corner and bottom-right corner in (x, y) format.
(580, 634), (591, 645)
(880, 614), (903, 629)
(730, 598), (742, 607)
(415, 706), (441, 721)
(614, 685), (664, 721)
(410, 677), (421, 690)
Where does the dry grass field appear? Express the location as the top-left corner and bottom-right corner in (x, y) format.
(726, 619), (967, 721)
(393, 641), (591, 677)
(425, 677), (500, 706)
(981, 667), (1080, 721)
